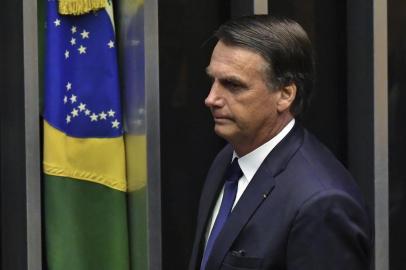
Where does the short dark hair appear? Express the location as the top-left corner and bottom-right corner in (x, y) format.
(215, 15), (315, 116)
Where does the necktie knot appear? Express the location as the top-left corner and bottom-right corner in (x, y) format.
(225, 158), (243, 183)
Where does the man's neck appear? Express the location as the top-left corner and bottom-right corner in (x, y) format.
(233, 114), (294, 157)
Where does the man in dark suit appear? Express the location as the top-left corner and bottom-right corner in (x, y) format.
(189, 15), (372, 270)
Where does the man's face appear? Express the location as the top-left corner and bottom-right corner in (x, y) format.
(205, 41), (287, 154)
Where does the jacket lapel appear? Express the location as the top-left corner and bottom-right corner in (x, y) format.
(206, 123), (305, 270)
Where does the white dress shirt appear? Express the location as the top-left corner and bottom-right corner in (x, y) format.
(204, 119), (295, 244)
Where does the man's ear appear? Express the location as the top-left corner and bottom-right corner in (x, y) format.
(277, 83), (296, 112)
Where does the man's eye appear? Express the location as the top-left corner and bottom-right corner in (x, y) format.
(222, 80), (244, 91)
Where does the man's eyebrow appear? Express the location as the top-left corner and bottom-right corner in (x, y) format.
(220, 75), (244, 84)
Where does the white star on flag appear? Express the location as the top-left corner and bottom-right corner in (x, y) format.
(85, 109), (91, 116)
(54, 19), (61, 27)
(66, 82), (72, 91)
(70, 94), (77, 104)
(70, 38), (76, 45)
(63, 96), (68, 104)
(64, 50), (70, 59)
(90, 113), (98, 121)
(81, 30), (90, 39)
(112, 119), (120, 129)
(107, 109), (115, 117)
(78, 45), (87, 54)
(78, 103), (86, 111)
(66, 115), (71, 123)
(107, 40), (115, 48)
(99, 111), (107, 120)
(71, 26), (77, 33)
(71, 108), (79, 117)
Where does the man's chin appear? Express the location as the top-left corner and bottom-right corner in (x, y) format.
(214, 124), (234, 141)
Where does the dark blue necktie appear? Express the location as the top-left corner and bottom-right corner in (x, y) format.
(200, 158), (243, 270)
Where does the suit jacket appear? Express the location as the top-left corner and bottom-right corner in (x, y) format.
(189, 123), (372, 270)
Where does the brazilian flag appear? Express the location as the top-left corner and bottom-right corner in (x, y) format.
(43, 1), (129, 269)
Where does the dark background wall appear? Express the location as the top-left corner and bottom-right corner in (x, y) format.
(388, 0), (406, 269)
(0, 1), (28, 269)
(158, 1), (230, 269)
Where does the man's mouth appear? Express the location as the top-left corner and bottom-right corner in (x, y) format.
(213, 115), (231, 123)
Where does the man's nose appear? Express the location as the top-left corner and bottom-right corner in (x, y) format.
(205, 83), (222, 108)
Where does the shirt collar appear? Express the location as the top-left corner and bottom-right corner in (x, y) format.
(232, 119), (295, 182)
